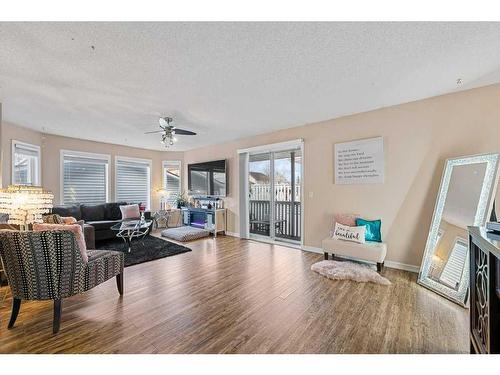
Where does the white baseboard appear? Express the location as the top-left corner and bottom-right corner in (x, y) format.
(301, 245), (323, 254)
(300, 245), (419, 273)
(384, 261), (420, 273)
(224, 231), (240, 238)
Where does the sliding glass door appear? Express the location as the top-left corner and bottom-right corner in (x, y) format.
(273, 149), (301, 243)
(248, 147), (302, 244)
(249, 153), (272, 238)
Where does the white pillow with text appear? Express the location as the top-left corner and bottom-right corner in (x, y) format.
(332, 222), (366, 244)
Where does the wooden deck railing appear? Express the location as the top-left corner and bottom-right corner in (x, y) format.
(249, 200), (301, 241)
(250, 184), (301, 201)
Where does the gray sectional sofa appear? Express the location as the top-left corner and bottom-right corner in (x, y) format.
(51, 202), (151, 242)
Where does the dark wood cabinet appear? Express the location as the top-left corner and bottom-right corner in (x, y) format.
(468, 226), (500, 354)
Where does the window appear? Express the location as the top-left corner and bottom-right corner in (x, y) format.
(213, 171), (226, 196)
(116, 157), (151, 209)
(61, 150), (110, 206)
(12, 140), (41, 186)
(163, 161), (181, 205)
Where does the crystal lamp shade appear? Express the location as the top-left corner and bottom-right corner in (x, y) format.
(0, 185), (54, 229)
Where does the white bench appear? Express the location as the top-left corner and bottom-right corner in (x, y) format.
(322, 237), (387, 272)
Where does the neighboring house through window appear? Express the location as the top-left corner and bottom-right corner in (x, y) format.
(12, 140), (41, 186)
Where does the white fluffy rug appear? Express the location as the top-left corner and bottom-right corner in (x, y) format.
(311, 260), (391, 286)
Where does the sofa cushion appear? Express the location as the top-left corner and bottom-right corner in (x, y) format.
(81, 204), (106, 221)
(86, 220), (121, 231)
(104, 202), (127, 220)
(322, 237), (387, 264)
(52, 205), (82, 221)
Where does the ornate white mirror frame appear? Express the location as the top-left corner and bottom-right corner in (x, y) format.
(418, 153), (500, 307)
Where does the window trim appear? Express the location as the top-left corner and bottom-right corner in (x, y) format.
(60, 149), (111, 206)
(162, 160), (182, 203)
(115, 156), (152, 210)
(11, 140), (42, 186)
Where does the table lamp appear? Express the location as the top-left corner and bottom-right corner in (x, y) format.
(0, 185), (54, 231)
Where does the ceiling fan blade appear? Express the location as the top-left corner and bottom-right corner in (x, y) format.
(173, 128), (197, 135)
(144, 130), (164, 134)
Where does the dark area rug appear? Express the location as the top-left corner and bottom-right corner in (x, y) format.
(95, 235), (192, 267)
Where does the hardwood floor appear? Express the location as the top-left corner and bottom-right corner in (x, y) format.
(0, 233), (468, 353)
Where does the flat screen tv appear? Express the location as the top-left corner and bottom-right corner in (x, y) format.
(188, 159), (228, 197)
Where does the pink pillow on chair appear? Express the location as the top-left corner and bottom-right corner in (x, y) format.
(33, 223), (88, 263)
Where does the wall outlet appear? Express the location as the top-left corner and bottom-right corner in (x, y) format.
(309, 191), (314, 198)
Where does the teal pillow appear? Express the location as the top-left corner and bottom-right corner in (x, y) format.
(356, 218), (382, 242)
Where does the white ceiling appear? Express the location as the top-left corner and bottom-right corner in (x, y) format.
(2, 22), (500, 151)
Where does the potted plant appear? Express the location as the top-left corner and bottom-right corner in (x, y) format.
(174, 192), (189, 209)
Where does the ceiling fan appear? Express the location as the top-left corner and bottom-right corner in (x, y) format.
(145, 117), (197, 147)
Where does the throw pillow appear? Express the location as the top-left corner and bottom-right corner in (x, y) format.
(355, 218), (382, 242)
(33, 223), (88, 263)
(61, 216), (77, 224)
(331, 213), (359, 237)
(334, 213), (359, 227)
(332, 222), (366, 244)
(53, 205), (82, 221)
(42, 214), (64, 224)
(120, 204), (140, 220)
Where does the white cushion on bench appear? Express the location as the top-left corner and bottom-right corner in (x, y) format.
(322, 237), (387, 263)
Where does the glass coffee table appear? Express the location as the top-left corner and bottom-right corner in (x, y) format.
(111, 219), (153, 252)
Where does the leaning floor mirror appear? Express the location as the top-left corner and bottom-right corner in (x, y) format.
(418, 153), (500, 307)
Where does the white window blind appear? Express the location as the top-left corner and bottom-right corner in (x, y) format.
(163, 161), (181, 205)
(439, 238), (468, 290)
(62, 151), (109, 206)
(116, 158), (151, 209)
(12, 141), (41, 186)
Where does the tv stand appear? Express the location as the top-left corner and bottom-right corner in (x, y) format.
(181, 207), (227, 237)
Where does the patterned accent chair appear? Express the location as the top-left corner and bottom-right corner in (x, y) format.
(0, 230), (124, 333)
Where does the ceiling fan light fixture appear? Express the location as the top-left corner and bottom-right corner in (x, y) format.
(145, 116), (196, 148)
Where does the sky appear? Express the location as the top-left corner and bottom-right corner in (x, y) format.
(249, 157), (302, 184)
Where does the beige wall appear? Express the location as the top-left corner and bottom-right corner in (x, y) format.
(183, 84), (500, 267)
(1, 122), (183, 211)
(3, 84), (500, 267)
